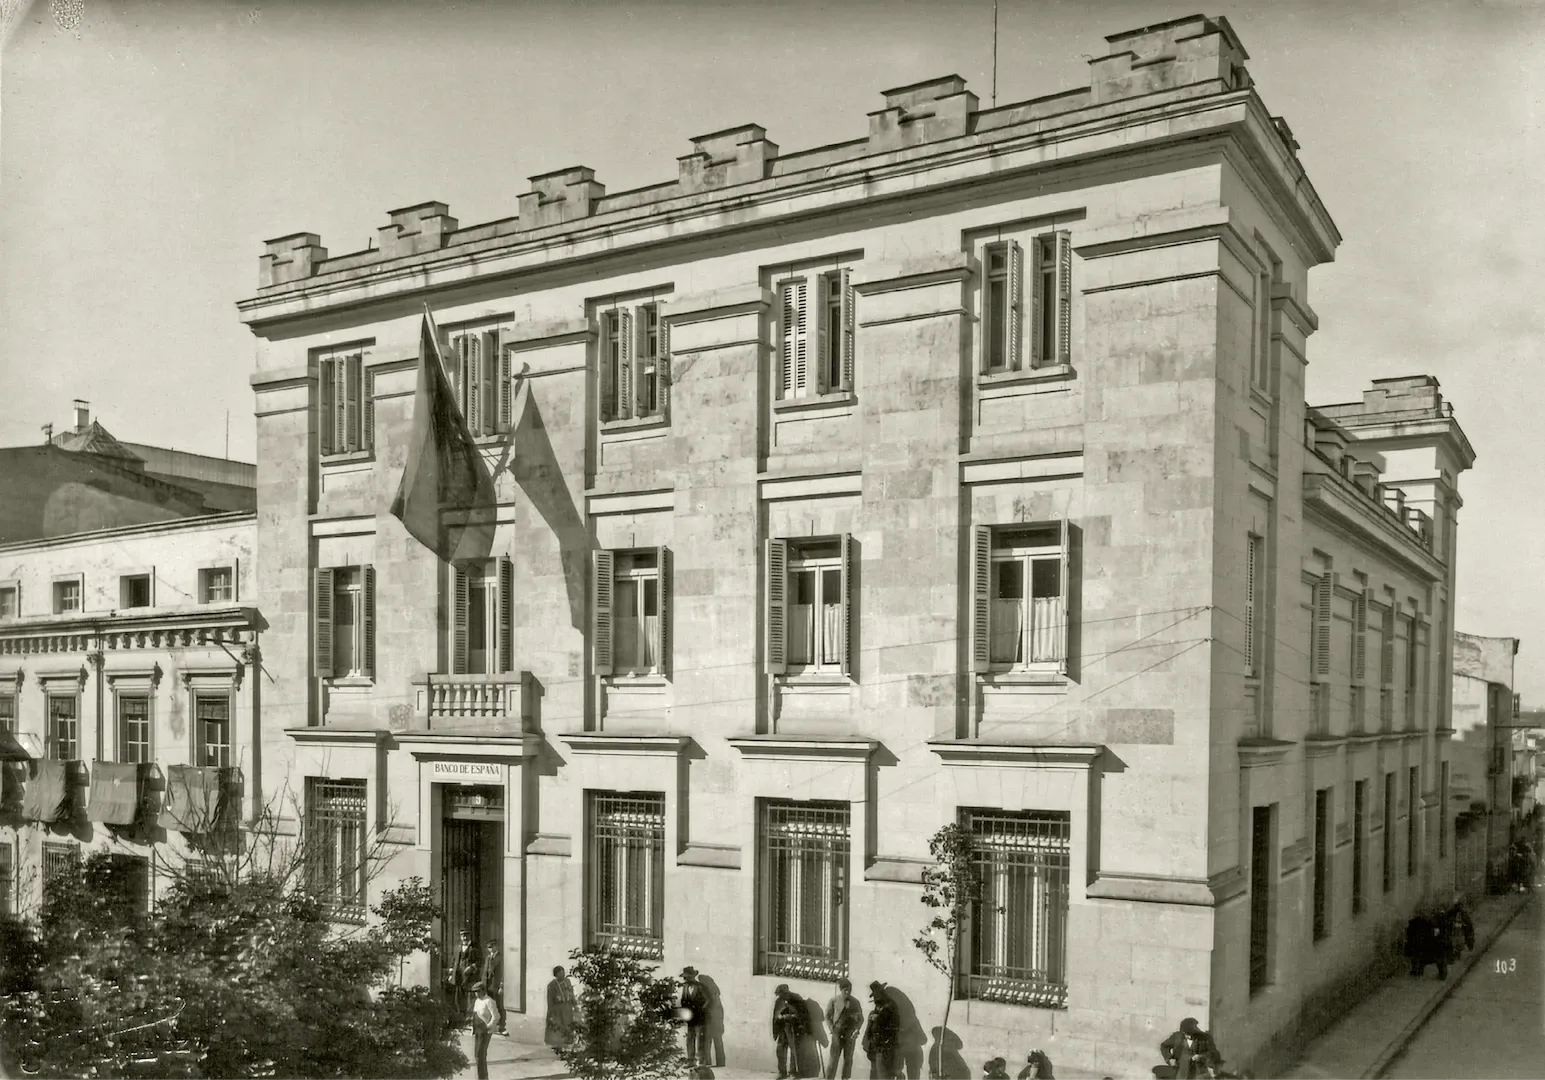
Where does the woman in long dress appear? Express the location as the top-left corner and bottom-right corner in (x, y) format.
(545, 965), (577, 1048)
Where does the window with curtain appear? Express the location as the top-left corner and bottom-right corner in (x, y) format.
(757, 800), (849, 980)
(960, 808), (1069, 1009)
(586, 791), (665, 958)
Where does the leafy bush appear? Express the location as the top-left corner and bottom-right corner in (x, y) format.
(554, 946), (687, 1080)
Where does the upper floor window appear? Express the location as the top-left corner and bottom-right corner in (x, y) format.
(119, 574), (152, 610)
(0, 693), (14, 734)
(46, 694), (78, 760)
(195, 692), (231, 768)
(971, 523), (1078, 676)
(53, 579), (81, 615)
(1245, 534), (1263, 678)
(319, 350), (371, 457)
(314, 566), (375, 680)
(765, 536), (855, 678)
(452, 557), (514, 676)
(593, 549), (670, 677)
(118, 694), (150, 764)
(199, 566), (234, 604)
(777, 270), (853, 400)
(446, 328), (512, 438)
(599, 305), (671, 424)
(0, 582), (17, 620)
(980, 232), (1072, 375)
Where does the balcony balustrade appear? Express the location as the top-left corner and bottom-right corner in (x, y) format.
(410, 671), (534, 732)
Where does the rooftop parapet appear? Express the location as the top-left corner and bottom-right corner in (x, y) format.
(518, 167), (606, 231)
(378, 202), (459, 258)
(677, 125), (779, 193)
(1091, 14), (1249, 105)
(866, 75), (977, 153)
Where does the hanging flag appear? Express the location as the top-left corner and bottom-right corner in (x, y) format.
(389, 310), (496, 564)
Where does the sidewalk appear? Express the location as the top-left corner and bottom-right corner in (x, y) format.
(1281, 889), (1532, 1079)
(449, 1034), (784, 1080)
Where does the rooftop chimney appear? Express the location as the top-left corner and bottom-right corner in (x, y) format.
(41, 423), (53, 444)
(73, 399), (90, 433)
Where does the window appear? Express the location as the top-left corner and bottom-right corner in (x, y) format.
(0, 693), (13, 734)
(1383, 772), (1395, 893)
(119, 574), (152, 609)
(452, 557), (513, 676)
(0, 842), (12, 916)
(758, 799), (849, 980)
(1251, 272), (1271, 392)
(446, 328), (512, 437)
(105, 854), (150, 922)
(305, 778), (368, 922)
(313, 566), (376, 680)
(959, 808), (1069, 1008)
(1245, 534), (1263, 677)
(195, 693), (230, 768)
(0, 583), (17, 620)
(42, 842), (79, 901)
(118, 694), (150, 763)
(980, 233), (1070, 375)
(765, 537), (853, 677)
(1312, 788), (1330, 941)
(1405, 615), (1419, 727)
(593, 549), (669, 677)
(53, 579), (81, 615)
(1407, 766), (1419, 878)
(777, 270), (852, 399)
(318, 350), (371, 456)
(199, 566), (234, 604)
(971, 524), (1077, 675)
(585, 791), (665, 958)
(1310, 573), (1331, 733)
(599, 305), (670, 422)
(1439, 762), (1450, 858)
(1352, 780), (1366, 914)
(1249, 804), (1274, 994)
(46, 694), (78, 760)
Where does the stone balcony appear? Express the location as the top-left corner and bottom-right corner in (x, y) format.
(409, 671), (535, 733)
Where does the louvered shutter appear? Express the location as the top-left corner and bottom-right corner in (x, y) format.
(1012, 240), (1028, 370)
(778, 281), (803, 399)
(1314, 574), (1333, 677)
(592, 550), (614, 676)
(345, 354), (361, 452)
(617, 309), (634, 421)
(318, 359), (336, 456)
(1354, 591), (1368, 681)
(1062, 521), (1082, 681)
(790, 279), (809, 395)
(466, 334), (483, 434)
(1381, 608), (1395, 686)
(814, 273), (831, 394)
(840, 268), (855, 390)
(1055, 230), (1073, 366)
(635, 307), (653, 417)
(362, 362), (374, 451)
(1245, 537), (1257, 675)
(361, 565), (376, 678)
(486, 330), (505, 434)
(971, 525), (992, 672)
(313, 568), (334, 677)
(334, 359), (348, 454)
(600, 313), (618, 422)
(452, 565), (469, 675)
(765, 539), (787, 674)
(656, 546), (670, 678)
(658, 318), (672, 418)
(498, 555), (514, 674)
(839, 533), (856, 677)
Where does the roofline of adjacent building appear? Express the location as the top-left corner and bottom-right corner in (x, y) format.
(0, 509), (256, 556)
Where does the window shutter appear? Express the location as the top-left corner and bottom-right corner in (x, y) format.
(498, 555), (514, 674)
(318, 359), (336, 456)
(362, 363), (374, 451)
(840, 268), (855, 391)
(839, 533), (856, 677)
(448, 335), (465, 410)
(486, 330), (505, 434)
(466, 334), (483, 434)
(600, 314), (618, 422)
(1013, 240), (1029, 370)
(1314, 574), (1333, 677)
(345, 354), (361, 452)
(792, 279), (809, 394)
(452, 565), (469, 675)
(656, 546), (670, 678)
(778, 283), (795, 398)
(1354, 591), (1368, 682)
(658, 318), (672, 418)
(617, 309), (634, 421)
(1381, 608), (1394, 686)
(765, 538), (787, 675)
(634, 307), (652, 417)
(971, 525), (992, 672)
(313, 568), (334, 678)
(592, 550), (614, 676)
(814, 273), (831, 394)
(361, 565), (376, 678)
(1055, 230), (1073, 366)
(334, 359), (348, 454)
(1062, 521), (1082, 681)
(1245, 537), (1257, 675)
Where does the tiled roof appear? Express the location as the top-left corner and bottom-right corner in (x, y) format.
(52, 421), (143, 464)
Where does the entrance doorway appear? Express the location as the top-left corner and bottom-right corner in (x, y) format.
(439, 785), (505, 971)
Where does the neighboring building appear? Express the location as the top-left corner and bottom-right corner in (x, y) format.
(0, 512), (260, 915)
(0, 400), (256, 544)
(1449, 632), (1519, 896)
(237, 15), (1469, 1076)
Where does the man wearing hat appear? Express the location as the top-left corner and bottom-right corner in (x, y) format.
(861, 982), (900, 1080)
(680, 966), (711, 1068)
(1158, 1017), (1221, 1079)
(470, 982), (501, 1080)
(773, 983), (809, 1079)
(823, 977), (864, 1079)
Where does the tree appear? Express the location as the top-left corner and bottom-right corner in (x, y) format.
(554, 946), (687, 1080)
(913, 823), (993, 1080)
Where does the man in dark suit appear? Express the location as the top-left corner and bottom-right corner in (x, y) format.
(481, 939), (506, 1035)
(1158, 1017), (1221, 1079)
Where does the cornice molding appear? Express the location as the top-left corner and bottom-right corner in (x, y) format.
(928, 739), (1104, 768)
(728, 735), (879, 763)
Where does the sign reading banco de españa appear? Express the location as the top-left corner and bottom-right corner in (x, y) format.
(428, 760), (506, 784)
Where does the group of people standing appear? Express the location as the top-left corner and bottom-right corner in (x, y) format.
(445, 929), (508, 1080)
(1403, 896), (1477, 980)
(764, 977), (899, 1080)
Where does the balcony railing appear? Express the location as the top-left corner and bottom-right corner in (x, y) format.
(410, 672), (533, 731)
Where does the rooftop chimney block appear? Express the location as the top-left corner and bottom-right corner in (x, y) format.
(518, 168), (605, 232)
(1091, 14), (1248, 106)
(73, 400), (89, 433)
(378, 202), (459, 259)
(868, 75), (977, 153)
(678, 125), (779, 193)
(259, 233), (328, 288)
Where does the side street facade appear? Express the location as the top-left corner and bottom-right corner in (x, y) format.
(0, 14), (1489, 1078)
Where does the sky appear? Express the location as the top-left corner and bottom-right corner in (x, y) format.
(1, 0), (1542, 697)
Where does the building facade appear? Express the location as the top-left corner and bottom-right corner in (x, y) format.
(238, 16), (1470, 1075)
(1450, 631), (1520, 896)
(0, 512), (261, 915)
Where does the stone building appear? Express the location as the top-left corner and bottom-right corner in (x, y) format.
(237, 15), (1471, 1074)
(0, 511), (261, 915)
(1450, 631), (1520, 896)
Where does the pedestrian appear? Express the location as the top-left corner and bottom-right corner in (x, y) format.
(824, 977), (864, 1080)
(1452, 896), (1476, 952)
(481, 939), (506, 1035)
(680, 966), (711, 1068)
(450, 930), (480, 1023)
(1017, 1049), (1054, 1079)
(983, 1058), (1010, 1079)
(1158, 1017), (1221, 1080)
(773, 983), (807, 1079)
(545, 965), (577, 1049)
(861, 982), (900, 1080)
(470, 982), (500, 1080)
